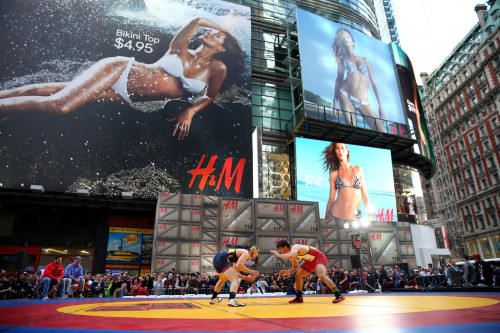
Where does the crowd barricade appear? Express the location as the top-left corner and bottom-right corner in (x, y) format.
(0, 290), (30, 300)
(415, 275), (448, 291)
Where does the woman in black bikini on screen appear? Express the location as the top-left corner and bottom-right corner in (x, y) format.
(0, 17), (243, 141)
(323, 142), (372, 221)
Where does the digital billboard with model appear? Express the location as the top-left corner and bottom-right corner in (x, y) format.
(0, 0), (252, 198)
(295, 137), (398, 222)
(296, 8), (406, 134)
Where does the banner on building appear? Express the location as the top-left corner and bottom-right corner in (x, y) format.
(0, 0), (252, 198)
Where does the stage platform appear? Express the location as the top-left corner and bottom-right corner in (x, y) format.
(0, 293), (499, 332)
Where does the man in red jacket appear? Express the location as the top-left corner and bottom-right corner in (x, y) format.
(130, 283), (149, 296)
(41, 256), (67, 300)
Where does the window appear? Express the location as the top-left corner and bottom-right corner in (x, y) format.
(493, 234), (500, 252)
(475, 202), (481, 211)
(494, 173), (500, 185)
(480, 126), (487, 136)
(491, 117), (498, 128)
(454, 160), (459, 169)
(466, 169), (472, 179)
(488, 157), (496, 168)
(451, 112), (457, 122)
(451, 146), (456, 155)
(457, 174), (463, 183)
(460, 140), (466, 150)
(469, 133), (476, 142)
(470, 182), (476, 192)
(469, 239), (478, 253)
(484, 141), (491, 151)
(479, 237), (492, 258)
(481, 178), (487, 189)
(487, 198), (493, 208)
(461, 188), (466, 197)
(477, 163), (484, 173)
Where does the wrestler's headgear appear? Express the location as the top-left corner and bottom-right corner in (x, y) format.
(249, 245), (259, 257)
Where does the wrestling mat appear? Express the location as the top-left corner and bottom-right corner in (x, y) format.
(1, 293), (499, 332)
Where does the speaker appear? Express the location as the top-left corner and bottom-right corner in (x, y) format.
(15, 251), (29, 269)
(350, 255), (362, 269)
(400, 262), (409, 274)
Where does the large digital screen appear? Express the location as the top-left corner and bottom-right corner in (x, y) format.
(392, 44), (434, 161)
(295, 138), (398, 222)
(296, 8), (406, 133)
(0, 0), (252, 198)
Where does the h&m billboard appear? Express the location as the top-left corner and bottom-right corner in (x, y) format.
(295, 138), (398, 222)
(0, 0), (252, 198)
(296, 8), (406, 134)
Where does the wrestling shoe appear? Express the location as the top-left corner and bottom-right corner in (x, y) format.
(332, 295), (345, 303)
(209, 297), (222, 305)
(289, 297), (303, 303)
(228, 299), (245, 307)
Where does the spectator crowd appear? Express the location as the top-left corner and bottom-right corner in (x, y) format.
(0, 254), (499, 300)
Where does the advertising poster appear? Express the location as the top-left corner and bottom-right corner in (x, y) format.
(141, 229), (153, 266)
(0, 0), (252, 198)
(105, 227), (153, 272)
(295, 138), (398, 222)
(296, 8), (405, 133)
(392, 44), (434, 161)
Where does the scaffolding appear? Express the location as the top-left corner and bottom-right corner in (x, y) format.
(425, 110), (465, 258)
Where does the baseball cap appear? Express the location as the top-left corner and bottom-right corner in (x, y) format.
(472, 254), (481, 260)
(74, 256), (82, 261)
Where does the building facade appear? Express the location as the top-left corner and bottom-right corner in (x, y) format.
(421, 1), (500, 259)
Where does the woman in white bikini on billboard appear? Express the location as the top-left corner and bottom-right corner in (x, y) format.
(323, 142), (372, 221)
(332, 28), (386, 132)
(0, 17), (243, 140)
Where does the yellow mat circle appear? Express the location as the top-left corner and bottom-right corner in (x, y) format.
(57, 296), (499, 319)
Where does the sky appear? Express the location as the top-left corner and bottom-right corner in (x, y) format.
(392, 0), (488, 84)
